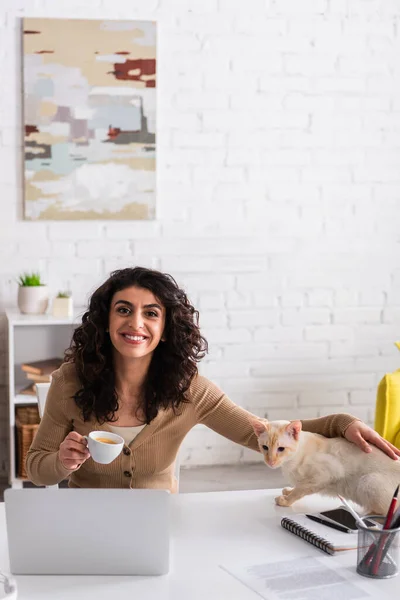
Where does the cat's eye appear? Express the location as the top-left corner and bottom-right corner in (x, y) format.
(262, 445), (268, 451)
(277, 447), (285, 452)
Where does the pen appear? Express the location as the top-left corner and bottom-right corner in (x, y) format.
(305, 514), (352, 534)
(369, 490), (400, 575)
(371, 484), (399, 576)
(383, 484), (399, 530)
(390, 505), (400, 530)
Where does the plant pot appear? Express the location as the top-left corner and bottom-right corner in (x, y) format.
(17, 285), (49, 315)
(52, 296), (73, 318)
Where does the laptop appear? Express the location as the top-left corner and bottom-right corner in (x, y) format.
(4, 488), (170, 575)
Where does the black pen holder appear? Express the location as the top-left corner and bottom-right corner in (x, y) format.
(356, 515), (400, 579)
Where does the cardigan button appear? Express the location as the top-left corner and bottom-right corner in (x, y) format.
(124, 471), (132, 478)
(123, 447), (131, 456)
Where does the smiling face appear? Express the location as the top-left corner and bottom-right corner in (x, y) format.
(108, 286), (166, 364)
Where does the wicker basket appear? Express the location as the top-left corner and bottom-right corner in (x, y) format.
(15, 405), (40, 479)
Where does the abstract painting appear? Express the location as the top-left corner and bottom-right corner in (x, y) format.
(23, 18), (156, 220)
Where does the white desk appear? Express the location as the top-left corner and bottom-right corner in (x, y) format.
(0, 489), (398, 599)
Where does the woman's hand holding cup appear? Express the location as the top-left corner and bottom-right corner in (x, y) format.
(59, 431), (91, 470)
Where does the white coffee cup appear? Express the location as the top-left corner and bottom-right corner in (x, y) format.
(85, 431), (124, 464)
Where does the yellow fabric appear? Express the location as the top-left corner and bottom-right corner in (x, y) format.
(374, 343), (400, 448)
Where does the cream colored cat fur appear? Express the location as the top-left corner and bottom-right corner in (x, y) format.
(251, 419), (400, 515)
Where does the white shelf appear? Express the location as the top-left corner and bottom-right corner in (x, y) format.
(5, 308), (86, 326)
(14, 395), (38, 405)
(9, 475), (30, 486)
(6, 310), (80, 487)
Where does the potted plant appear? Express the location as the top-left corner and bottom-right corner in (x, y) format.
(17, 272), (49, 315)
(52, 291), (73, 318)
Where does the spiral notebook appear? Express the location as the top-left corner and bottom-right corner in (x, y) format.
(281, 515), (358, 556)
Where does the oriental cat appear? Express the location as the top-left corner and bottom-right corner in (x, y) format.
(251, 419), (400, 515)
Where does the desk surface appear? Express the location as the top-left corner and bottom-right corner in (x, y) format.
(0, 489), (397, 599)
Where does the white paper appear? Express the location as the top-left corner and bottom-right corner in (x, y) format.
(221, 556), (376, 600)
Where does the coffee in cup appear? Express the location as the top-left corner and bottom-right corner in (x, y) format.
(85, 431), (124, 464)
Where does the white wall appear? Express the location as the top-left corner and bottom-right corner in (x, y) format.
(1, 0), (400, 476)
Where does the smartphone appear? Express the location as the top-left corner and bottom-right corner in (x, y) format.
(316, 507), (377, 530)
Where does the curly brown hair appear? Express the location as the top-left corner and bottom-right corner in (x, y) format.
(64, 267), (208, 424)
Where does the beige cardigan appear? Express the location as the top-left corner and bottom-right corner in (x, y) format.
(26, 363), (357, 492)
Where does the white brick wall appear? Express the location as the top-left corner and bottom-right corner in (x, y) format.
(1, 0), (400, 477)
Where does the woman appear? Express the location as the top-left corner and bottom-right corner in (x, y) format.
(26, 267), (399, 491)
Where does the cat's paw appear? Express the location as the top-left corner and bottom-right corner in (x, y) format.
(282, 487), (293, 496)
(275, 494), (290, 507)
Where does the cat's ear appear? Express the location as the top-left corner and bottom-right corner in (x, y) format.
(250, 419), (268, 436)
(286, 420), (302, 440)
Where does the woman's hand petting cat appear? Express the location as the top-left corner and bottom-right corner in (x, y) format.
(344, 421), (400, 459)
